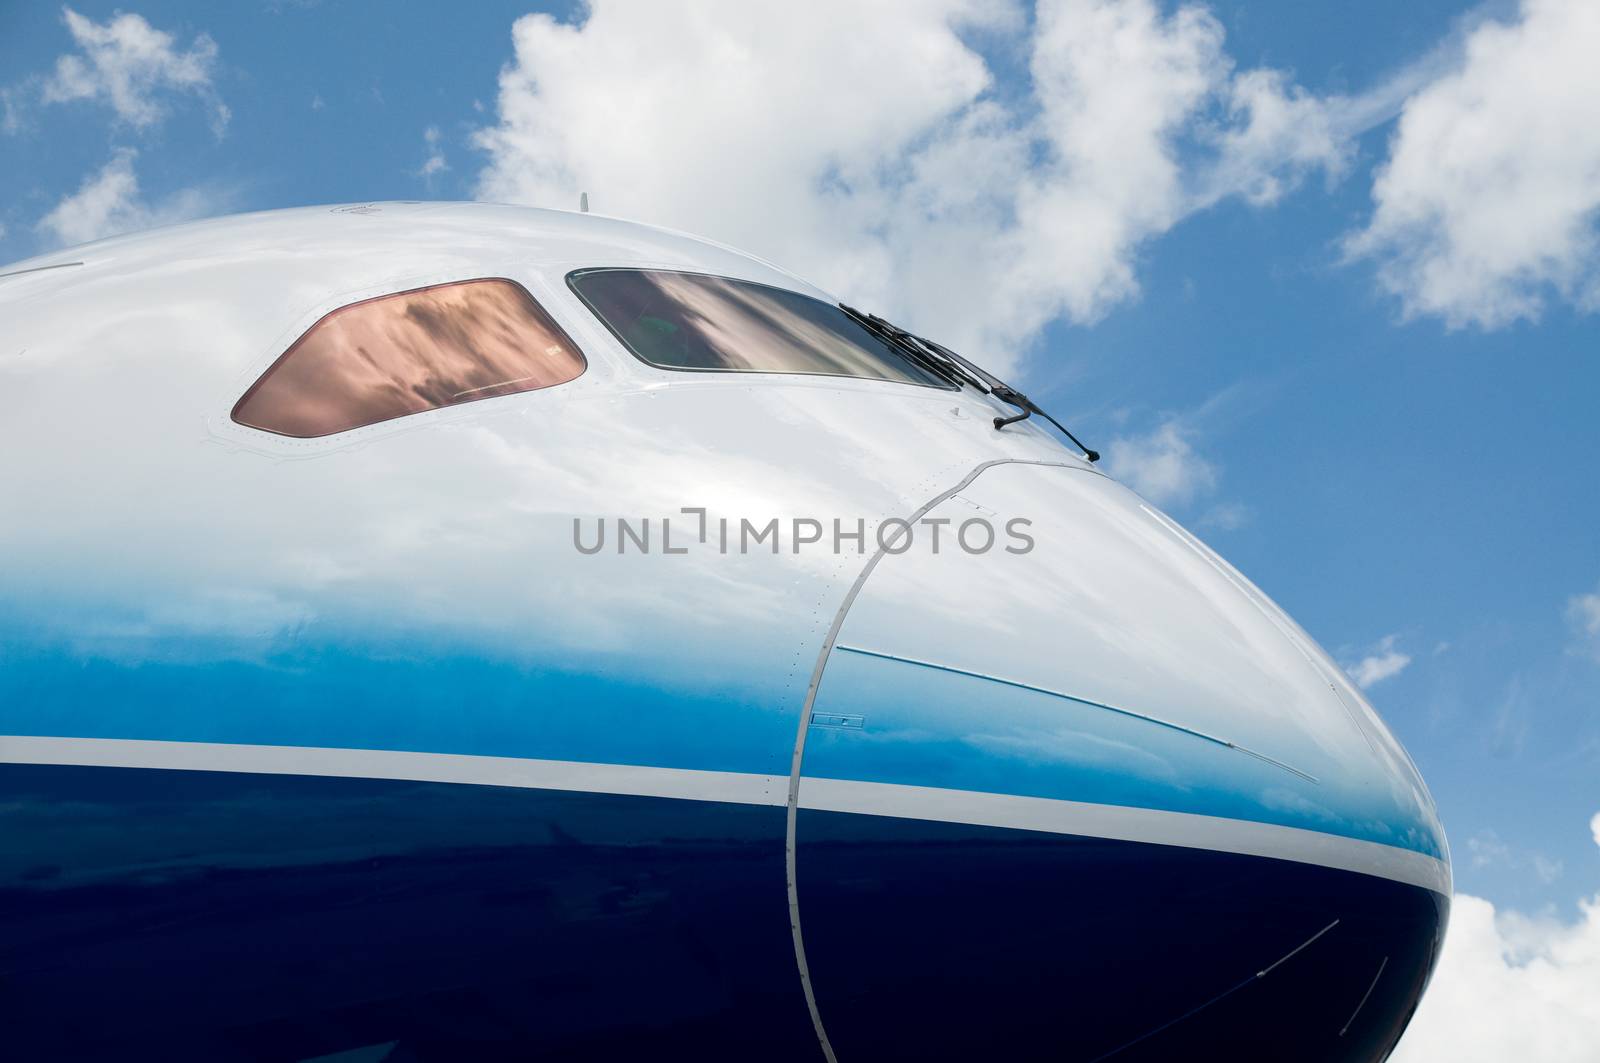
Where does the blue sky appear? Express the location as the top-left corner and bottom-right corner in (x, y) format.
(4, 2), (1599, 1052)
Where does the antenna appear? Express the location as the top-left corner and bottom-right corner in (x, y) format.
(579, 192), (590, 213)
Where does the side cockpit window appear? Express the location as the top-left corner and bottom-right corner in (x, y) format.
(232, 278), (586, 438)
(567, 268), (954, 389)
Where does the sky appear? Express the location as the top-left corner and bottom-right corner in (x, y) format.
(3, 0), (1598, 1056)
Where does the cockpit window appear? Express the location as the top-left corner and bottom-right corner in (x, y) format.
(567, 268), (954, 389)
(232, 278), (586, 438)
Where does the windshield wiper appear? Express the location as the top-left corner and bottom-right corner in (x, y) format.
(840, 304), (1100, 464)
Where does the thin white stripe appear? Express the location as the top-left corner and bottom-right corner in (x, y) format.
(797, 776), (1451, 896)
(0, 735), (787, 806)
(0, 735), (1449, 895)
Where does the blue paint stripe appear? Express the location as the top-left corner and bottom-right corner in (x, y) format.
(804, 644), (1444, 860)
(0, 633), (1442, 861)
(834, 644), (1315, 783)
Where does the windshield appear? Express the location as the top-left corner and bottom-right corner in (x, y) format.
(567, 268), (954, 389)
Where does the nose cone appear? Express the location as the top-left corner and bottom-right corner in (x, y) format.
(793, 462), (1448, 1061)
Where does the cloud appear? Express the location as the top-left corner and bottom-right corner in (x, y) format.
(1566, 584), (1600, 661)
(1467, 830), (1513, 869)
(36, 148), (220, 248)
(1102, 419), (1216, 507)
(1535, 854), (1567, 885)
(473, 0), (1350, 370)
(39, 7), (228, 136)
(1344, 633), (1413, 689)
(416, 125), (448, 180)
(1195, 67), (1348, 208)
(1, 86), (23, 135)
(1468, 828), (1565, 884)
(1346, 0), (1600, 329)
(1488, 673), (1532, 759)
(1391, 814), (1600, 1062)
(1197, 501), (1251, 531)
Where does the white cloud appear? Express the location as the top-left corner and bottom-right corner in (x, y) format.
(1468, 830), (1513, 869)
(1196, 67), (1348, 208)
(417, 125), (448, 180)
(40, 7), (228, 136)
(1346, 0), (1600, 329)
(1, 86), (23, 135)
(1102, 419), (1216, 507)
(1591, 812), (1599, 850)
(1488, 673), (1533, 758)
(1345, 633), (1413, 689)
(473, 0), (1349, 369)
(1391, 814), (1600, 1062)
(1535, 854), (1567, 886)
(38, 149), (147, 246)
(1468, 828), (1566, 885)
(36, 149), (219, 248)
(1566, 584), (1600, 662)
(1197, 501), (1251, 530)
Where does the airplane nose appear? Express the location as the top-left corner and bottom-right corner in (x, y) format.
(791, 461), (1449, 1062)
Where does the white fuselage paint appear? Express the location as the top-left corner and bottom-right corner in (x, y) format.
(0, 202), (1449, 891)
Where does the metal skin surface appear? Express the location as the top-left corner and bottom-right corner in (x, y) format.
(0, 203), (1449, 1061)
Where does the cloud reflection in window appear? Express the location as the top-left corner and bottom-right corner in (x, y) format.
(569, 268), (952, 389)
(233, 279), (585, 438)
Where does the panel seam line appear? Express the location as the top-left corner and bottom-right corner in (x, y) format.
(782, 457), (1087, 1063)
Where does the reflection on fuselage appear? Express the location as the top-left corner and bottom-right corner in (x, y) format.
(0, 202), (1448, 1063)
